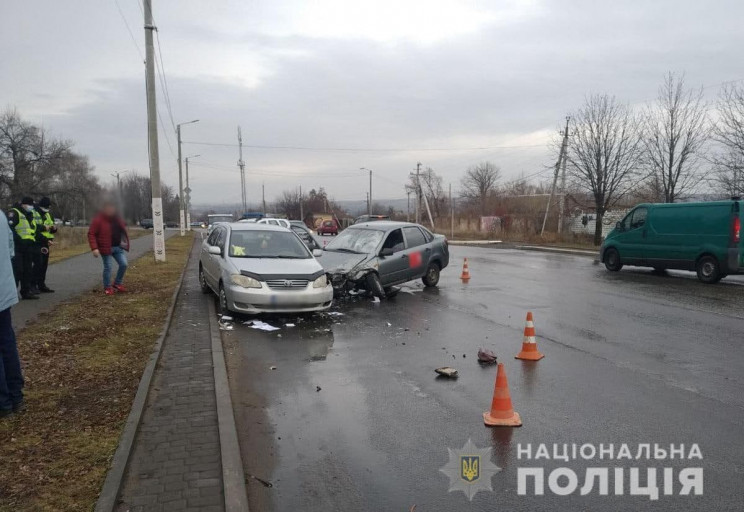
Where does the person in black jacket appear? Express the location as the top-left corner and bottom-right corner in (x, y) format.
(7, 197), (39, 300)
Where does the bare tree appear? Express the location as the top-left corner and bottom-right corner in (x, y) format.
(460, 162), (500, 215)
(0, 107), (70, 202)
(642, 73), (708, 203)
(566, 94), (644, 245)
(711, 83), (744, 197)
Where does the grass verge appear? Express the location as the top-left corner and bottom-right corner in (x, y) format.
(48, 227), (150, 265)
(0, 233), (194, 512)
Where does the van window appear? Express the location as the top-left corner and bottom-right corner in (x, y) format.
(630, 208), (647, 229)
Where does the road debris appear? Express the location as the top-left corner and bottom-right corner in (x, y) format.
(246, 473), (273, 488)
(477, 348), (498, 364)
(270, 366), (277, 370)
(372, 296), (380, 304)
(219, 315), (234, 321)
(316, 385), (322, 392)
(219, 320), (234, 331)
(285, 323), (296, 327)
(244, 320), (281, 332)
(327, 311), (345, 317)
(435, 367), (458, 378)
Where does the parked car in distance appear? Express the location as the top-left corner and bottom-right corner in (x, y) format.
(600, 198), (743, 283)
(140, 218), (154, 229)
(354, 214), (390, 224)
(317, 219), (339, 236)
(257, 217), (291, 229)
(289, 222), (321, 251)
(207, 213), (234, 233)
(320, 221), (449, 298)
(165, 221), (178, 228)
(290, 220), (315, 236)
(199, 223), (333, 314)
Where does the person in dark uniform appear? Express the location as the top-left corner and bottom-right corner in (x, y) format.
(7, 197), (39, 300)
(34, 197), (57, 293)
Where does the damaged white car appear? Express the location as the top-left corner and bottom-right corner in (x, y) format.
(318, 221), (449, 298)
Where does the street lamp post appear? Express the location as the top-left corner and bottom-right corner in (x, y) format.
(177, 119), (199, 236)
(184, 154), (200, 230)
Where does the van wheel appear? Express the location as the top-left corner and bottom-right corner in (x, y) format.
(604, 248), (623, 271)
(696, 255), (721, 284)
(199, 265), (210, 294)
(422, 262), (441, 287)
(366, 272), (386, 299)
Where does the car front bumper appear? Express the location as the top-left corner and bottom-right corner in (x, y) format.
(226, 283), (334, 314)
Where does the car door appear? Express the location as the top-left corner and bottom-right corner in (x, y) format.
(207, 226), (226, 286)
(202, 227), (219, 285)
(377, 228), (409, 285)
(401, 226), (429, 279)
(614, 207), (648, 264)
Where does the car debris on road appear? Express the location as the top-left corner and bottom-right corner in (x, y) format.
(477, 348), (498, 364)
(435, 367), (458, 378)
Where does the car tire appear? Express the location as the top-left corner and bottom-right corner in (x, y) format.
(366, 272), (386, 299)
(199, 265), (210, 294)
(218, 282), (230, 313)
(696, 255), (721, 284)
(422, 262), (440, 287)
(604, 248), (623, 271)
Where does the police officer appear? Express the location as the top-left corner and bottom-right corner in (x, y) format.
(34, 197), (57, 293)
(7, 198), (39, 300)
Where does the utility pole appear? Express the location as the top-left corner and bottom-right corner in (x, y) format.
(366, 192), (369, 214)
(111, 170), (129, 220)
(262, 183), (266, 213)
(299, 185), (303, 222)
(557, 116), (571, 234)
(406, 190), (411, 222)
(541, 116), (570, 237)
(144, 0), (165, 261)
(237, 126), (247, 213)
(177, 119), (199, 236)
(184, 155), (199, 230)
(415, 162), (421, 224)
(449, 183), (454, 239)
(360, 168), (372, 215)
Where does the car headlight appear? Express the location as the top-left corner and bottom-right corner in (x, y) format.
(230, 274), (262, 288)
(312, 274), (328, 288)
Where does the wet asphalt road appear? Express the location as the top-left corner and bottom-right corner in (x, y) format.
(222, 246), (744, 512)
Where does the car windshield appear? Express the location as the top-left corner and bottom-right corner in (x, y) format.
(208, 215), (233, 224)
(325, 228), (383, 254)
(228, 230), (311, 259)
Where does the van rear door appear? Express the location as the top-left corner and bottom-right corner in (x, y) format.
(727, 200), (742, 272)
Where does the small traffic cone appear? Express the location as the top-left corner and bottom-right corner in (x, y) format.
(483, 363), (522, 427)
(460, 258), (471, 281)
(515, 311), (544, 361)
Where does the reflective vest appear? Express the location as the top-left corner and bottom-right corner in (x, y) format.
(12, 208), (36, 241)
(41, 211), (55, 239)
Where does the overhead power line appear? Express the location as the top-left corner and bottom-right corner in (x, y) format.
(182, 140), (548, 152)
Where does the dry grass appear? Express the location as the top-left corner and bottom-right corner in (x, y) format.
(48, 227), (150, 264)
(0, 234), (194, 512)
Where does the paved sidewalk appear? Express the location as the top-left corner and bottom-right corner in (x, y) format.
(12, 230), (177, 330)
(115, 239), (224, 512)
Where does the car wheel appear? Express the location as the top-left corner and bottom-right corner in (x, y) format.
(604, 248), (623, 271)
(218, 282), (230, 313)
(696, 255), (720, 284)
(199, 265), (210, 294)
(422, 262), (440, 287)
(366, 272), (386, 299)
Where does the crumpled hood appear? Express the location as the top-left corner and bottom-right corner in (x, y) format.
(318, 250), (371, 274)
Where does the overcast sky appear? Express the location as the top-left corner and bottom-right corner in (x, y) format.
(1, 0), (741, 207)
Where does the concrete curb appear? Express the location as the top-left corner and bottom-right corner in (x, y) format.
(515, 245), (599, 258)
(94, 240), (193, 512)
(208, 300), (251, 512)
(449, 240), (503, 245)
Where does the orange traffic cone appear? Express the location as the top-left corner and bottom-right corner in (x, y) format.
(460, 258), (471, 281)
(515, 311), (544, 361)
(483, 363), (522, 427)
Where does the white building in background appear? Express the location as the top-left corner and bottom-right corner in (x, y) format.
(568, 208), (629, 239)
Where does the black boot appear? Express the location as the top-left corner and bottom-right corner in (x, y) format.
(39, 285), (54, 293)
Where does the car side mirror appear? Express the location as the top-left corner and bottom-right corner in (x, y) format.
(208, 245), (222, 255)
(312, 249), (323, 257)
(380, 247), (394, 257)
